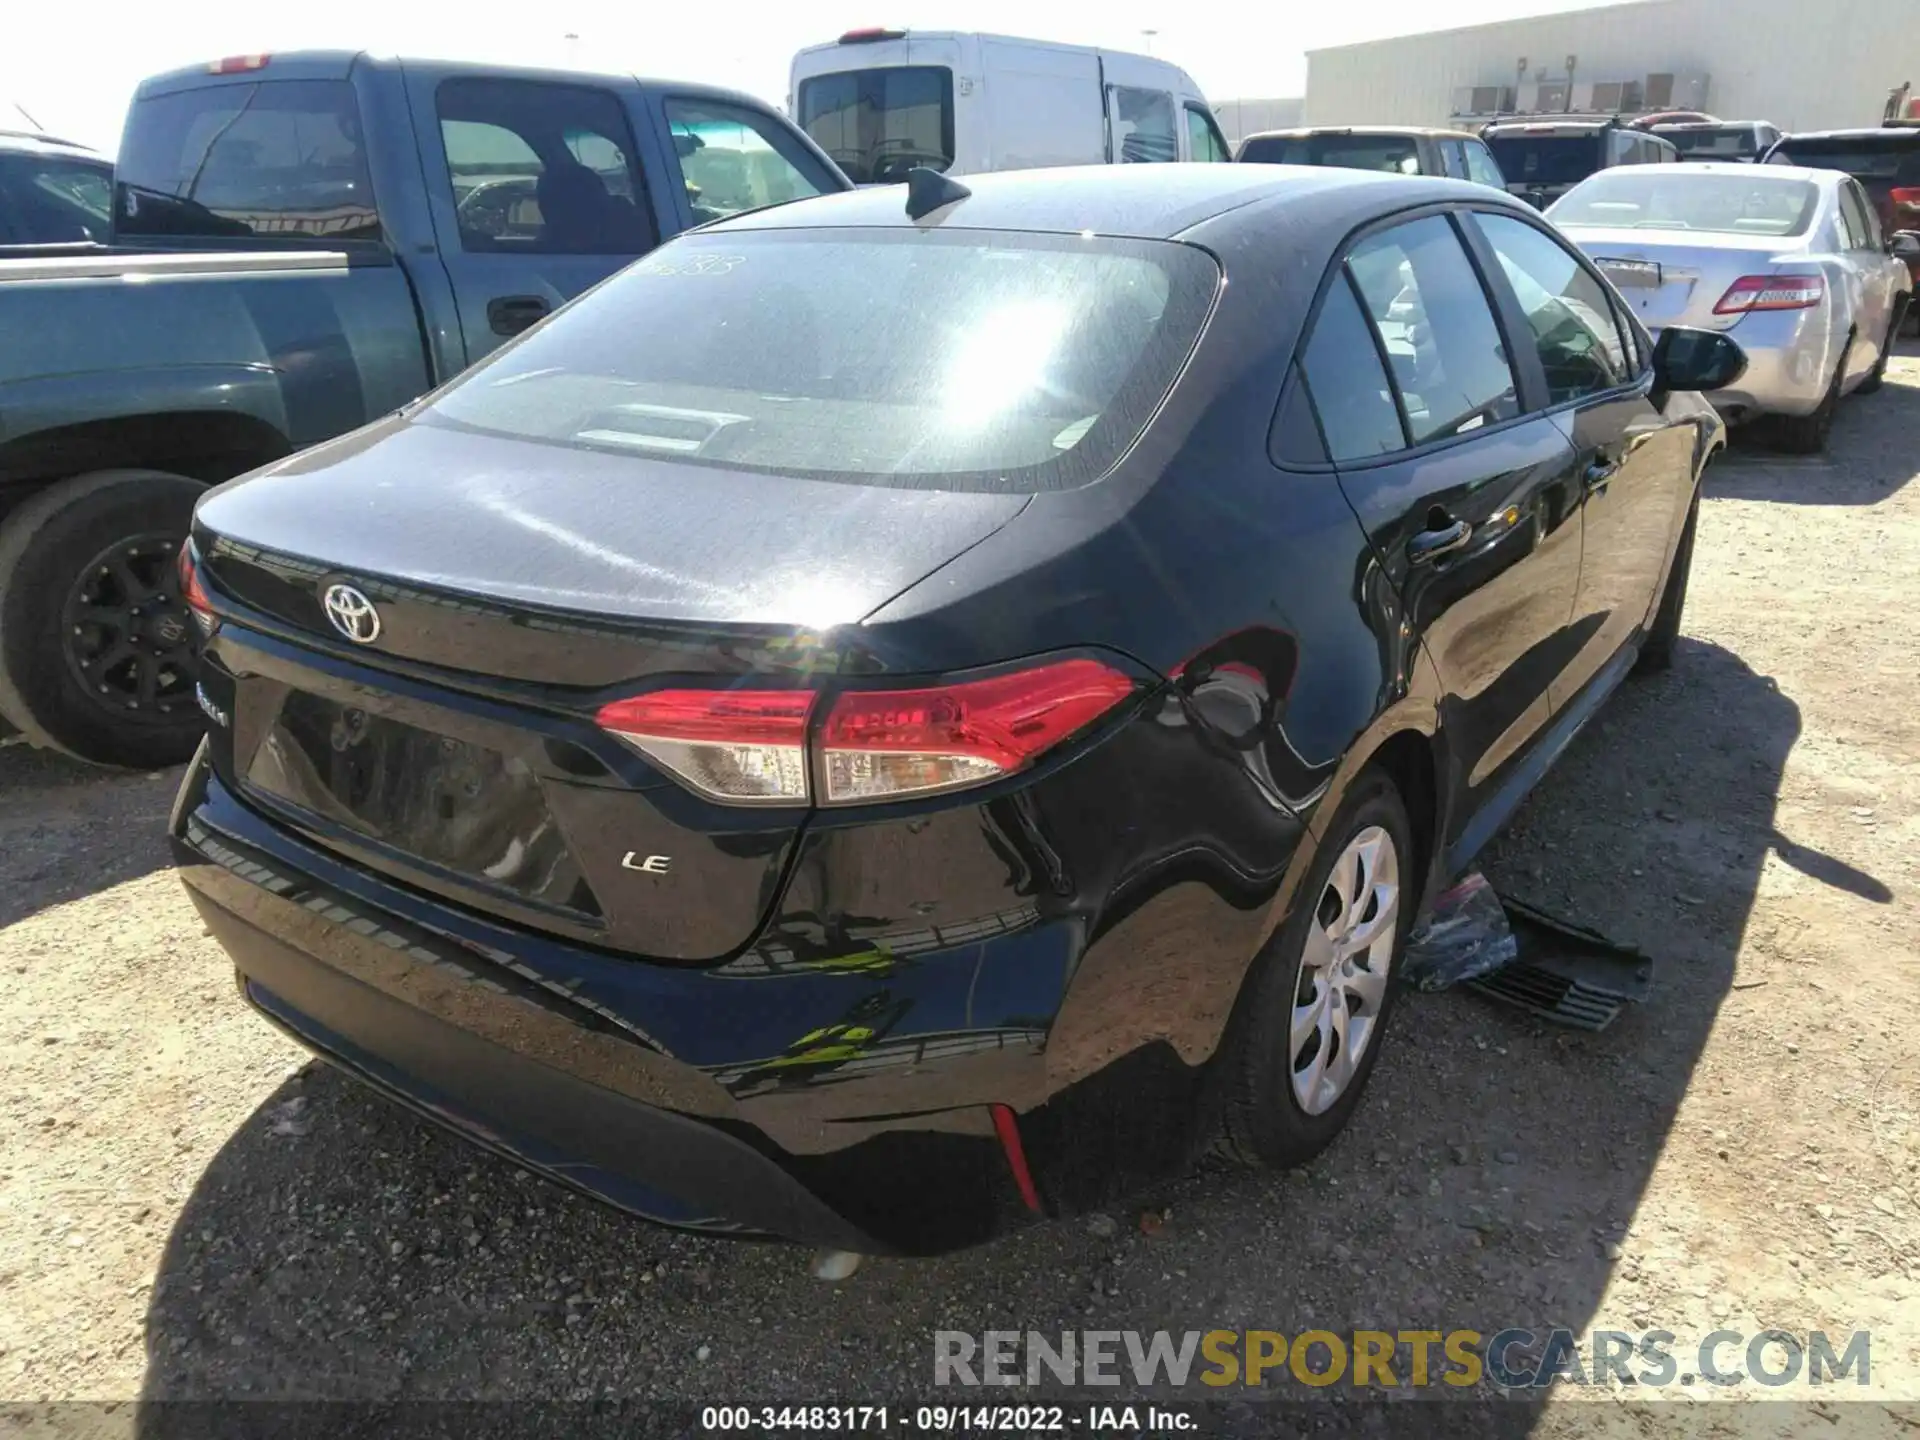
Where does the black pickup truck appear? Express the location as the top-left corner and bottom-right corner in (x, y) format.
(0, 51), (846, 766)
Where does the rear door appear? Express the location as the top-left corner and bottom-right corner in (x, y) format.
(1298, 209), (1586, 846)
(1468, 209), (1696, 706)
(1838, 178), (1899, 372)
(405, 68), (664, 363)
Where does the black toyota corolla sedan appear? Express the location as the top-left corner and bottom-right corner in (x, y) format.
(170, 164), (1742, 1255)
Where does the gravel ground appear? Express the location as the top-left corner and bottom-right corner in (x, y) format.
(3, 355), (1918, 1435)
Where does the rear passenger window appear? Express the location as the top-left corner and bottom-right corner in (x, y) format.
(1465, 142), (1505, 188)
(1474, 213), (1631, 403)
(1346, 215), (1520, 445)
(665, 98), (835, 223)
(1440, 140), (1469, 179)
(437, 79), (654, 255)
(1297, 276), (1406, 460)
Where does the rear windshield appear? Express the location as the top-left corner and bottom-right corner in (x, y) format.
(1486, 134), (1605, 188)
(1658, 126), (1762, 158)
(1239, 134), (1420, 173)
(419, 227), (1218, 493)
(796, 67), (954, 184)
(1766, 137), (1920, 183)
(0, 153), (112, 243)
(1550, 170), (1820, 236)
(115, 79), (379, 241)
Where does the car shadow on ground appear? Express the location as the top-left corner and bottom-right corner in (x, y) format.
(133, 638), (1867, 1421)
(1711, 372), (1920, 506)
(0, 741), (181, 928)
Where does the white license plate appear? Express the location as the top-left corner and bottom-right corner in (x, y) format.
(1598, 258), (1662, 288)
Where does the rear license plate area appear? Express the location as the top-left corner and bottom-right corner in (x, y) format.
(1597, 257), (1662, 288)
(244, 689), (599, 917)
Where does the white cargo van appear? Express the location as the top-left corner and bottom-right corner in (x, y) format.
(789, 29), (1231, 183)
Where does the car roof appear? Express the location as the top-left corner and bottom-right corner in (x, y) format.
(1774, 127), (1920, 144)
(1483, 116), (1616, 132)
(1652, 120), (1768, 131)
(0, 129), (105, 161)
(712, 163), (1508, 242)
(1242, 125), (1483, 142)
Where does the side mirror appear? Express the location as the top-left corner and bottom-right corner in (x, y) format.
(1889, 230), (1920, 259)
(1653, 326), (1747, 393)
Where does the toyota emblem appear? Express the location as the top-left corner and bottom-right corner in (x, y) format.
(322, 583), (382, 644)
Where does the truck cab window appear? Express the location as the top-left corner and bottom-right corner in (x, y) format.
(664, 99), (835, 224)
(436, 78), (653, 255)
(1111, 87), (1178, 163)
(114, 79), (378, 241)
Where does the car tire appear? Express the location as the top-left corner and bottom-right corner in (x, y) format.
(1634, 492), (1698, 676)
(1857, 303), (1903, 395)
(0, 469), (207, 769)
(1771, 351), (1846, 455)
(1216, 768), (1413, 1169)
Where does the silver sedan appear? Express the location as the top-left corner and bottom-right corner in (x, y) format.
(1549, 162), (1916, 451)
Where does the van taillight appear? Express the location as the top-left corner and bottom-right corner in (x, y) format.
(595, 658), (1137, 807)
(208, 54), (270, 73)
(1891, 187), (1920, 210)
(838, 27), (906, 42)
(1712, 274), (1824, 314)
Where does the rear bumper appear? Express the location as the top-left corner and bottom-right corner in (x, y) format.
(171, 749), (1053, 1254)
(1673, 309), (1837, 420)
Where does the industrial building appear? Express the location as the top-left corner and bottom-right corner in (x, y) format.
(1303, 0), (1920, 134)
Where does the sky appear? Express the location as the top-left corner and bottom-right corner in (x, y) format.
(6, 0), (1620, 153)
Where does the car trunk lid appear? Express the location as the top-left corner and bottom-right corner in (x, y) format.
(189, 417), (1028, 962)
(1558, 225), (1808, 330)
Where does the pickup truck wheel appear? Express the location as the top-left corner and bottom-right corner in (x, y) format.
(0, 469), (207, 769)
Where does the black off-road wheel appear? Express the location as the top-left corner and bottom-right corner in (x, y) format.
(0, 469), (207, 769)
(1217, 769), (1414, 1169)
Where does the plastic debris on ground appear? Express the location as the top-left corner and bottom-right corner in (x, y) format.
(1403, 871), (1654, 1031)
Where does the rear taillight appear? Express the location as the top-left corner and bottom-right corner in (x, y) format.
(208, 54), (270, 73)
(1713, 274), (1824, 314)
(819, 659), (1136, 804)
(176, 542), (218, 636)
(595, 689), (815, 804)
(1891, 187), (1920, 210)
(595, 657), (1137, 807)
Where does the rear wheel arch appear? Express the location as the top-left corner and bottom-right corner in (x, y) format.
(0, 410), (292, 500)
(1366, 728), (1440, 908)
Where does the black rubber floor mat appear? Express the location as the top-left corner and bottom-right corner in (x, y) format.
(1463, 896), (1654, 1031)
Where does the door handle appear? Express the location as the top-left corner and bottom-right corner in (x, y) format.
(487, 294), (550, 337)
(1407, 517), (1472, 564)
(1584, 459), (1619, 495)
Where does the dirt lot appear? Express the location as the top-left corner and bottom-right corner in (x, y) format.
(2, 355), (1918, 1434)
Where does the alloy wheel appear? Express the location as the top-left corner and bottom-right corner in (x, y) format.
(1290, 825), (1400, 1116)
